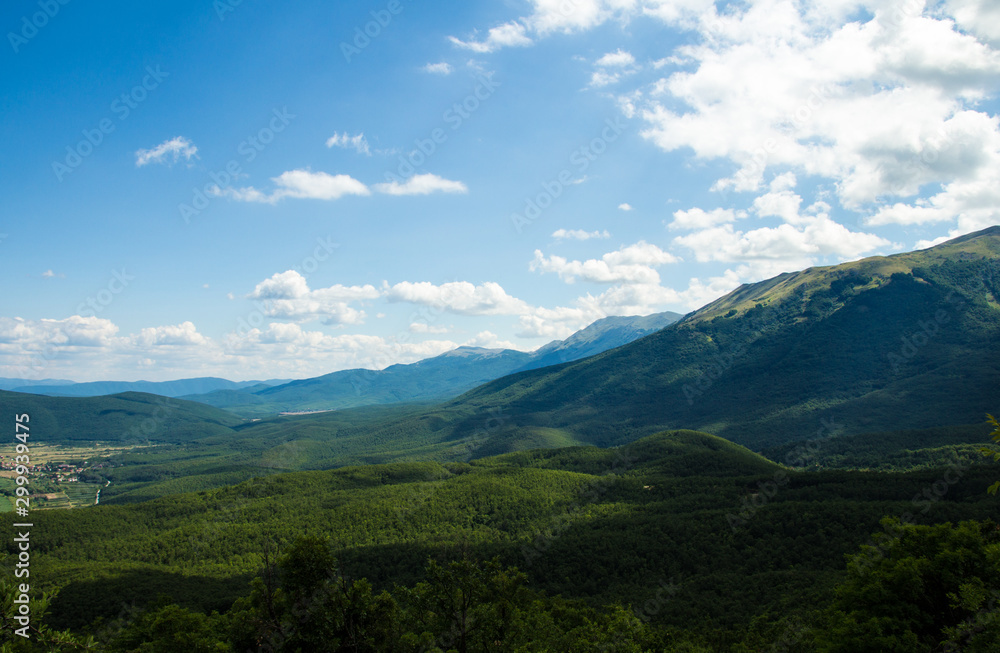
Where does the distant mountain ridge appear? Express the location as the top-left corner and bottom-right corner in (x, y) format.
(179, 311), (682, 416)
(10, 377), (289, 398)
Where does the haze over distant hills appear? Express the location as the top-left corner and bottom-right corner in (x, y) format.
(177, 311), (683, 417)
(8, 377), (291, 398)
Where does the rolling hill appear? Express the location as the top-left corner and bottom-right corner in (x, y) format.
(0, 390), (244, 443)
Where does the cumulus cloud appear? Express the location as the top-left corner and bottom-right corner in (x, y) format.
(669, 207), (744, 230)
(449, 21), (533, 52)
(386, 281), (531, 316)
(212, 169), (370, 203)
(672, 217), (894, 268)
(373, 173), (468, 196)
(631, 0), (1000, 240)
(618, 203), (633, 211)
(135, 321), (208, 347)
(326, 132), (371, 155)
(552, 228), (611, 240)
(249, 270), (379, 325)
(135, 136), (198, 167)
(531, 241), (679, 284)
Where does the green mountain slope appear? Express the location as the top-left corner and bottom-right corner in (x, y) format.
(0, 390), (244, 443)
(435, 226), (1000, 450)
(233, 227), (1000, 461)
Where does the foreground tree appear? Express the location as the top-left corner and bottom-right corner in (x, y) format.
(814, 519), (1000, 652)
(982, 414), (1000, 495)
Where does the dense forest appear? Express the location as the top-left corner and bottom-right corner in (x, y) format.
(2, 428), (999, 651)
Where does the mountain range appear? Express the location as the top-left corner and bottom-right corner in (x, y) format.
(2, 228), (997, 488)
(6, 376), (290, 398)
(175, 311), (683, 417)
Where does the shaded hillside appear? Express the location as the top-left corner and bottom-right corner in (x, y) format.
(242, 228), (1000, 458)
(439, 227), (1000, 450)
(0, 390), (243, 443)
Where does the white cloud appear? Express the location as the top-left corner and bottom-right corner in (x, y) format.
(373, 173), (468, 196)
(672, 217), (894, 267)
(135, 322), (208, 347)
(596, 48), (636, 67)
(422, 62), (454, 75)
(947, 0), (1000, 47)
(449, 21), (533, 53)
(326, 132), (371, 155)
(552, 228), (611, 240)
(0, 316), (120, 350)
(212, 169), (370, 204)
(531, 241), (679, 284)
(409, 323), (450, 334)
(589, 48), (639, 87)
(618, 202), (633, 211)
(632, 0), (1000, 235)
(385, 281), (531, 316)
(249, 270), (379, 325)
(135, 136), (198, 167)
(463, 330), (520, 350)
(669, 207), (744, 230)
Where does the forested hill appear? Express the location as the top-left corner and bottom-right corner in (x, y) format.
(384, 227), (1000, 452)
(0, 390), (243, 443)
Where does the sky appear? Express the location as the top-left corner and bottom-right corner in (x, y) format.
(1, 0), (998, 382)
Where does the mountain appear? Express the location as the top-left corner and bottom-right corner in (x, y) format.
(440, 226), (1000, 451)
(10, 376), (288, 398)
(0, 377), (74, 391)
(0, 390), (244, 443)
(250, 227), (999, 458)
(515, 311), (682, 371)
(181, 312), (682, 417)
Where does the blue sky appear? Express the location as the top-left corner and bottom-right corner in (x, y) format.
(1, 0), (998, 381)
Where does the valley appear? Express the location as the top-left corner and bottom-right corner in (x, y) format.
(2, 229), (999, 650)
